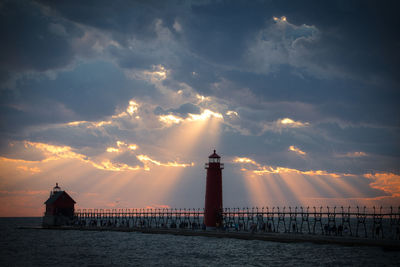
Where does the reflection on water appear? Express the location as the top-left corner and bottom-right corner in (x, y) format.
(0, 218), (399, 266)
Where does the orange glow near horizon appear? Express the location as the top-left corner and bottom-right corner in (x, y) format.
(0, 152), (197, 216)
(1, 149), (399, 216)
(365, 173), (400, 197)
(233, 156), (399, 207)
(0, 136), (200, 216)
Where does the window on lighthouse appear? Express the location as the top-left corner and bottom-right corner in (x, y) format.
(209, 158), (220, 163)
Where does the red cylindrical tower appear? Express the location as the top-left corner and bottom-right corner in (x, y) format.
(204, 150), (224, 229)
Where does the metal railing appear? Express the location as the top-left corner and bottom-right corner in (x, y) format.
(72, 206), (400, 240)
(220, 206), (400, 239)
(74, 208), (203, 229)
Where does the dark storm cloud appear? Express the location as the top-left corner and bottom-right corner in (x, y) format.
(181, 1), (266, 66)
(107, 45), (158, 70)
(4, 0), (399, 85)
(220, 68), (400, 126)
(176, 0), (400, 83)
(279, 0), (400, 83)
(0, 0), (83, 80)
(35, 0), (187, 46)
(28, 0), (400, 97)
(316, 123), (400, 158)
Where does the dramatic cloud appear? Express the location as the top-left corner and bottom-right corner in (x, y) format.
(365, 173), (400, 198)
(231, 156), (397, 206)
(1, 140), (192, 173)
(246, 15), (321, 76)
(233, 156), (347, 178)
(289, 145), (306, 156)
(0, 0), (399, 215)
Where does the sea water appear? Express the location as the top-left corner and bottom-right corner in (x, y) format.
(0, 218), (399, 266)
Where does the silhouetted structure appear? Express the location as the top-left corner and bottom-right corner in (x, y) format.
(43, 183), (76, 226)
(72, 206), (400, 240)
(204, 150), (224, 229)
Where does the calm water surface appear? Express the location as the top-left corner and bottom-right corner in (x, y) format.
(0, 218), (399, 266)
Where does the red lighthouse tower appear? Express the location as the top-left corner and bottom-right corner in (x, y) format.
(204, 150), (224, 229)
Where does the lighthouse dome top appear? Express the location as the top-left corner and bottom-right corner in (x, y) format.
(209, 150), (221, 158)
(53, 182), (61, 192)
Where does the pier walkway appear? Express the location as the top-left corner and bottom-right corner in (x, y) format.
(69, 206), (400, 241)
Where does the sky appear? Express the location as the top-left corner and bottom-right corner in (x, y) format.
(0, 0), (399, 216)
